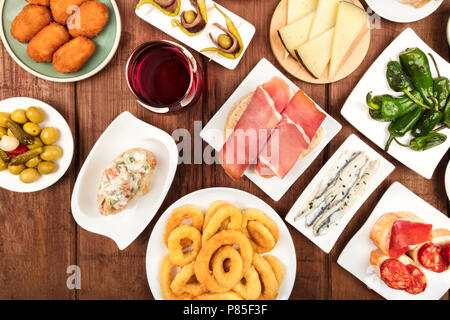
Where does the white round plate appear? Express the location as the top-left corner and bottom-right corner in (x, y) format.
(447, 17), (450, 46)
(0, 97), (74, 192)
(445, 160), (450, 201)
(366, 0), (443, 23)
(146, 187), (297, 300)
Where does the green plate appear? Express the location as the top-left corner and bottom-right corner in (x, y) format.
(0, 0), (121, 82)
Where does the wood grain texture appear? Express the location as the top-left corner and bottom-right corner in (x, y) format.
(0, 0), (448, 300)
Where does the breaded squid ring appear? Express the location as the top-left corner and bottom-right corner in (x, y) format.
(264, 255), (285, 284)
(247, 220), (276, 253)
(163, 204), (204, 247)
(170, 262), (208, 297)
(242, 209), (279, 253)
(253, 254), (279, 300)
(195, 292), (244, 300)
(232, 266), (261, 300)
(159, 255), (190, 300)
(168, 225), (202, 266)
(211, 245), (243, 289)
(204, 200), (231, 229)
(195, 230), (253, 293)
(202, 204), (242, 245)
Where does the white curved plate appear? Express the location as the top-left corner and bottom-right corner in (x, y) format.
(71, 112), (178, 250)
(0, 97), (74, 192)
(366, 0), (443, 23)
(146, 187), (297, 300)
(445, 160), (450, 201)
(447, 17), (450, 47)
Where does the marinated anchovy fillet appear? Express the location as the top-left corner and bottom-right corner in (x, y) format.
(312, 159), (380, 236)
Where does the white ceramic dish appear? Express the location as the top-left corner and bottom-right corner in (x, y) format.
(200, 58), (342, 201)
(445, 160), (450, 201)
(145, 187), (296, 300)
(447, 17), (450, 47)
(285, 134), (395, 254)
(338, 182), (450, 300)
(0, 97), (74, 192)
(71, 112), (178, 250)
(366, 0), (443, 23)
(341, 28), (450, 179)
(135, 0), (255, 70)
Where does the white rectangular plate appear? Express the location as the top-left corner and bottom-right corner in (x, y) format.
(341, 28), (450, 179)
(338, 182), (450, 300)
(71, 112), (178, 250)
(285, 134), (395, 253)
(135, 0), (255, 70)
(200, 58), (342, 201)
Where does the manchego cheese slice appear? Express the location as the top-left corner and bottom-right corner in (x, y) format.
(278, 12), (315, 58)
(329, 1), (368, 78)
(287, 0), (318, 24)
(308, 0), (339, 40)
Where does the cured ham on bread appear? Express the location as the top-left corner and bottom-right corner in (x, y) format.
(370, 249), (427, 295)
(370, 212), (432, 258)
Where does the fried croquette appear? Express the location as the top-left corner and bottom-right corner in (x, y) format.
(27, 23), (70, 62)
(26, 0), (50, 6)
(50, 0), (87, 25)
(68, 1), (109, 38)
(11, 5), (52, 43)
(52, 36), (96, 73)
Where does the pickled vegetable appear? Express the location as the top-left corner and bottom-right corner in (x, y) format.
(20, 168), (40, 183)
(27, 137), (43, 150)
(7, 120), (34, 145)
(8, 164), (25, 175)
(26, 106), (45, 124)
(0, 149), (10, 163)
(40, 145), (62, 161)
(11, 109), (28, 124)
(0, 127), (6, 138)
(0, 112), (10, 127)
(9, 147), (44, 166)
(0, 135), (19, 152)
(0, 158), (6, 171)
(23, 122), (41, 136)
(38, 161), (56, 174)
(40, 127), (59, 145)
(25, 156), (42, 168)
(218, 34), (232, 50)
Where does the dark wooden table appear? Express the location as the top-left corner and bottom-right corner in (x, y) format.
(0, 0), (449, 300)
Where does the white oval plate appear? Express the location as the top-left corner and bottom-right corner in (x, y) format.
(146, 187), (297, 300)
(445, 160), (450, 201)
(0, 97), (74, 192)
(71, 112), (178, 250)
(366, 0), (443, 23)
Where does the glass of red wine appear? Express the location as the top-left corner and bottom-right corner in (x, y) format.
(126, 40), (203, 113)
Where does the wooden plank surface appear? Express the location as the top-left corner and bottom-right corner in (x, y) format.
(0, 0), (448, 300)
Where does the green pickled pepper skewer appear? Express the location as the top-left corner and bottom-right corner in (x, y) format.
(136, 0), (181, 17)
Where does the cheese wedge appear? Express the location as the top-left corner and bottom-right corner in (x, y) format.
(287, 0), (318, 24)
(278, 12), (315, 58)
(295, 28), (334, 79)
(329, 1), (368, 78)
(308, 0), (339, 40)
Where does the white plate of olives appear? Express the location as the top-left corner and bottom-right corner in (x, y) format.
(0, 97), (74, 192)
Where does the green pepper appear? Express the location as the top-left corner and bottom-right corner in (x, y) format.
(385, 107), (423, 151)
(136, 0), (181, 17)
(410, 132), (447, 151)
(171, 0), (207, 36)
(399, 47), (437, 108)
(428, 53), (450, 110)
(411, 109), (443, 137)
(366, 91), (423, 121)
(443, 98), (450, 127)
(200, 4), (244, 59)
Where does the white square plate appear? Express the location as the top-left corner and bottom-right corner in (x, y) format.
(341, 28), (450, 179)
(200, 58), (342, 201)
(285, 134), (395, 253)
(136, 0), (255, 70)
(338, 182), (450, 300)
(71, 112), (178, 250)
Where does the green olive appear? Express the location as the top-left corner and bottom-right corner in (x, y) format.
(25, 156), (42, 168)
(40, 145), (62, 161)
(7, 128), (14, 137)
(8, 164), (25, 175)
(26, 106), (45, 124)
(184, 10), (197, 24)
(19, 168), (40, 183)
(11, 109), (28, 124)
(23, 122), (41, 136)
(0, 127), (6, 138)
(40, 127), (59, 145)
(27, 137), (43, 150)
(38, 161), (56, 174)
(0, 112), (10, 127)
(0, 158), (6, 171)
(218, 34), (232, 50)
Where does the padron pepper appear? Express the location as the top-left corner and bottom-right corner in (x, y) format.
(171, 0), (207, 36)
(200, 4), (244, 59)
(366, 91), (423, 121)
(399, 47), (437, 108)
(411, 109), (443, 137)
(136, 0), (181, 17)
(385, 107), (423, 151)
(410, 132), (447, 151)
(428, 53), (450, 110)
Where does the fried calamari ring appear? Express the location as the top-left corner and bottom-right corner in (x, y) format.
(163, 204), (204, 247)
(159, 255), (190, 300)
(202, 204), (242, 245)
(195, 230), (253, 293)
(168, 225), (202, 266)
(204, 200), (231, 229)
(253, 254), (279, 300)
(247, 221), (276, 253)
(242, 209), (279, 253)
(232, 266), (261, 300)
(170, 262), (208, 297)
(195, 292), (243, 300)
(211, 245), (243, 289)
(264, 254), (285, 284)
